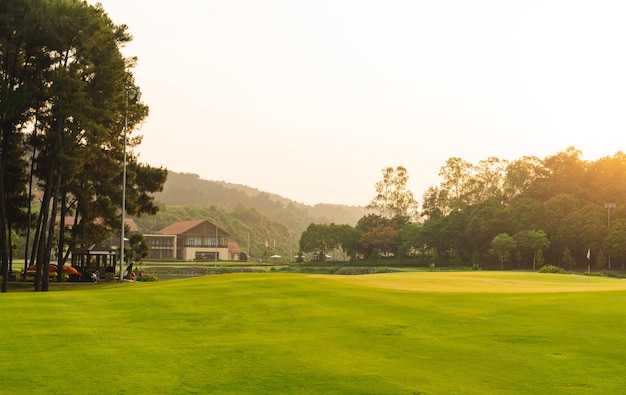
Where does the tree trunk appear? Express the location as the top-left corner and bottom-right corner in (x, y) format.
(42, 169), (62, 291)
(56, 190), (67, 282)
(25, 129), (37, 274)
(34, 170), (54, 291)
(0, 136), (9, 293)
(7, 224), (13, 274)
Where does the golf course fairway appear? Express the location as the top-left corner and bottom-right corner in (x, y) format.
(2, 271), (626, 394)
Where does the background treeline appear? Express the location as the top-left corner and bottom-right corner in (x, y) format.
(299, 147), (626, 271)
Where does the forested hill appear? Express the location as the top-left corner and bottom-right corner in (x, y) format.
(154, 172), (367, 226)
(132, 172), (367, 257)
(154, 172), (289, 208)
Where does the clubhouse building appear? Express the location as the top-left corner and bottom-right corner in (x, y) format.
(144, 219), (240, 261)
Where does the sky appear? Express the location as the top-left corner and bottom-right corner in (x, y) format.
(91, 0), (626, 206)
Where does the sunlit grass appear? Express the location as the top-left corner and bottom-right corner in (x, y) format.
(317, 270), (626, 293)
(2, 272), (626, 394)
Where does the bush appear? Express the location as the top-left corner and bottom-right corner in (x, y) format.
(335, 267), (376, 275)
(140, 273), (158, 281)
(134, 268), (158, 281)
(538, 265), (567, 274)
(334, 267), (397, 275)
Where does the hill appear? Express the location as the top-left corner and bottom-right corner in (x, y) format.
(151, 171), (367, 226)
(154, 172), (367, 225)
(131, 171), (368, 259)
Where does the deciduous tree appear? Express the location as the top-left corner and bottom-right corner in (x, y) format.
(367, 166), (418, 220)
(513, 229), (550, 270)
(502, 156), (545, 202)
(490, 233), (517, 270)
(438, 157), (473, 212)
(299, 223), (330, 261)
(359, 225), (400, 259)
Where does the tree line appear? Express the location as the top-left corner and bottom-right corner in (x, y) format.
(0, 0), (166, 291)
(300, 148), (626, 270)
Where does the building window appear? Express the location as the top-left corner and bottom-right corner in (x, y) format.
(187, 236), (202, 246)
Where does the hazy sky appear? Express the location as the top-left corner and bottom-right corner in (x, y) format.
(92, 0), (626, 206)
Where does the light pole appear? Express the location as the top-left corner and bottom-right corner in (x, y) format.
(605, 203), (616, 269)
(215, 222), (218, 267)
(120, 86), (140, 281)
(119, 89), (128, 281)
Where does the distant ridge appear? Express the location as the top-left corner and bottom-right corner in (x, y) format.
(153, 171), (367, 226)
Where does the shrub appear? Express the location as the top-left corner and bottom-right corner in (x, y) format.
(335, 267), (375, 275)
(538, 265), (566, 274)
(134, 268), (158, 281)
(140, 273), (158, 281)
(334, 267), (396, 275)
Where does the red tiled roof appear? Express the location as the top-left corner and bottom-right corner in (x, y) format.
(157, 219), (231, 237)
(157, 219), (206, 235)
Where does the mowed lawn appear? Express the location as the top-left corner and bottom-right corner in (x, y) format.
(2, 272), (626, 394)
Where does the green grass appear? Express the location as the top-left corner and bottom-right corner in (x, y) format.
(2, 272), (626, 394)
